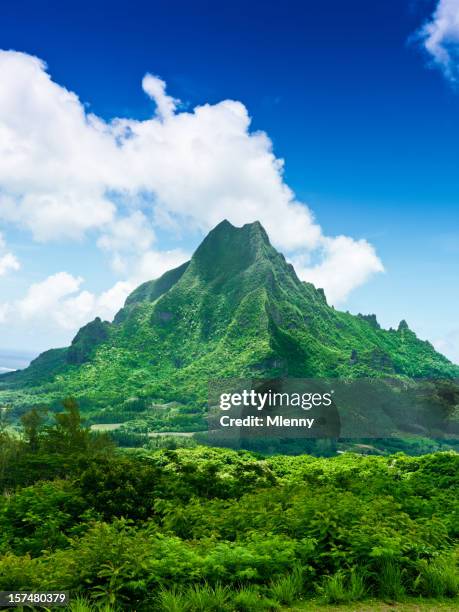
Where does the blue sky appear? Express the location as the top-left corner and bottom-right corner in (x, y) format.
(0, 0), (458, 363)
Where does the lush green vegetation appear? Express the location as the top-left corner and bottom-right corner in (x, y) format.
(1, 401), (458, 610)
(2, 221), (458, 424)
(1, 221), (458, 609)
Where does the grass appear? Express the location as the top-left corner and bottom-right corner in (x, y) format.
(183, 583), (230, 611)
(317, 570), (367, 604)
(156, 586), (188, 612)
(59, 595), (459, 611)
(156, 583), (232, 611)
(12, 594), (453, 612)
(284, 598), (459, 611)
(414, 556), (458, 598)
(269, 567), (305, 605)
(233, 586), (280, 611)
(378, 561), (406, 601)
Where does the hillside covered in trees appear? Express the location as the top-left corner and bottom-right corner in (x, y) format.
(1, 222), (458, 443)
(0, 401), (458, 610)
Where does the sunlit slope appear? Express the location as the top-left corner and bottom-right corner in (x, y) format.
(1, 220), (457, 410)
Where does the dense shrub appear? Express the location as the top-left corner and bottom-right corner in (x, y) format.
(0, 405), (458, 609)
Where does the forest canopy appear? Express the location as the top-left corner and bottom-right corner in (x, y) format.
(0, 400), (458, 610)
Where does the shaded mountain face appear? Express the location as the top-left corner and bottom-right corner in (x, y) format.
(1, 220), (458, 412)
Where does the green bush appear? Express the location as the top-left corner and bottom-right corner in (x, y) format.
(157, 587), (188, 612)
(268, 566), (304, 604)
(0, 479), (93, 555)
(318, 568), (366, 604)
(414, 555), (458, 598)
(1, 408), (458, 610)
(232, 587), (280, 611)
(377, 560), (406, 601)
(182, 583), (230, 611)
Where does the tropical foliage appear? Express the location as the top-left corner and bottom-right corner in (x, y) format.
(0, 402), (458, 610)
(1, 221), (458, 426)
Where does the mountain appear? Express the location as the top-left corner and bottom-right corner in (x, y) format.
(1, 220), (458, 422)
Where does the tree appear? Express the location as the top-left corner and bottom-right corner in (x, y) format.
(21, 407), (46, 451)
(44, 398), (90, 454)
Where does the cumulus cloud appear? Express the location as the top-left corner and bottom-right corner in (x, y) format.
(10, 246), (188, 331)
(434, 329), (459, 364)
(293, 236), (385, 304)
(18, 272), (84, 321)
(11, 273), (134, 331)
(0, 232), (20, 276)
(0, 49), (384, 333)
(142, 73), (180, 120)
(134, 248), (189, 284)
(0, 252), (19, 276)
(97, 211), (157, 274)
(416, 0), (459, 83)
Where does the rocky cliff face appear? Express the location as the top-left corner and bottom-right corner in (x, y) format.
(67, 317), (110, 365)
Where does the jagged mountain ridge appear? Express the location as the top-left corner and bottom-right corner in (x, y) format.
(1, 220), (458, 412)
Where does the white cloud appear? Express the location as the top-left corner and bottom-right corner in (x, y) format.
(7, 243), (188, 332)
(95, 281), (137, 316)
(0, 51), (117, 240)
(97, 211), (157, 274)
(134, 248), (189, 284)
(434, 329), (459, 364)
(0, 231), (20, 275)
(142, 73), (180, 120)
(0, 48), (384, 331)
(416, 0), (459, 83)
(17, 272), (84, 320)
(0, 252), (20, 276)
(97, 212), (155, 255)
(292, 236), (385, 305)
(14, 272), (124, 330)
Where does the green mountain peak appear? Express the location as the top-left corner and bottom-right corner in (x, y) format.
(1, 220), (458, 416)
(188, 219), (280, 281)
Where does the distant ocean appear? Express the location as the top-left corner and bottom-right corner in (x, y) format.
(0, 349), (38, 373)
